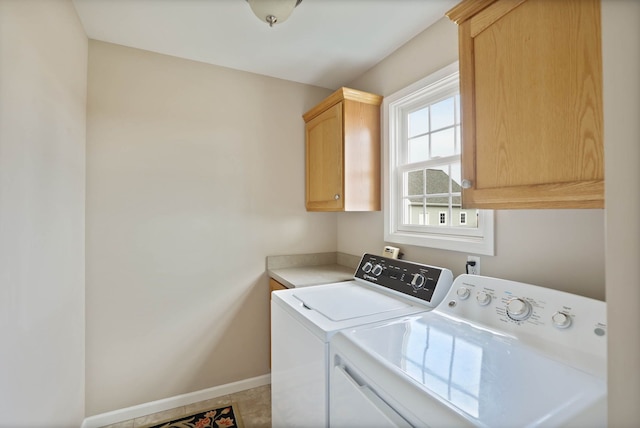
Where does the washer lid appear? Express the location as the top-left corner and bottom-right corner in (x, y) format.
(338, 312), (607, 427)
(293, 285), (410, 321)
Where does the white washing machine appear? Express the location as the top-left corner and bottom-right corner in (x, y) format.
(270, 253), (454, 428)
(330, 274), (607, 427)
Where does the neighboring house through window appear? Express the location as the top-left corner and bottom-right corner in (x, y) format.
(383, 62), (494, 255)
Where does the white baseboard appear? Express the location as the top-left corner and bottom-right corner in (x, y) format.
(81, 374), (271, 428)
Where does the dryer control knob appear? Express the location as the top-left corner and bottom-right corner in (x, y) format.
(362, 262), (373, 273)
(456, 287), (470, 300)
(410, 273), (425, 290)
(371, 264), (383, 276)
(507, 298), (532, 321)
(552, 311), (572, 329)
(476, 291), (491, 306)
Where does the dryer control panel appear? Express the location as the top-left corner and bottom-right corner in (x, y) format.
(354, 253), (453, 308)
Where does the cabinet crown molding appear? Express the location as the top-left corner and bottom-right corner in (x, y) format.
(446, 0), (497, 24)
(303, 87), (382, 122)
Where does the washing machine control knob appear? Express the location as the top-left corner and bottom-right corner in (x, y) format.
(506, 298), (532, 321)
(362, 262), (373, 273)
(476, 291), (492, 306)
(552, 311), (572, 329)
(371, 264), (384, 276)
(456, 287), (470, 300)
(410, 273), (425, 290)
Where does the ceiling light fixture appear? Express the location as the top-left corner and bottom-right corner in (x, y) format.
(246, 0), (303, 27)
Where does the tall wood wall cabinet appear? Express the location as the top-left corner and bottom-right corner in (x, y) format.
(447, 0), (604, 209)
(303, 88), (383, 212)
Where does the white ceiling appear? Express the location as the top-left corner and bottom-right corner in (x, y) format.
(72, 0), (457, 90)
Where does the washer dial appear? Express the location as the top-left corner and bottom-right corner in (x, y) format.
(506, 298), (532, 321)
(410, 273), (425, 290)
(552, 311), (572, 329)
(476, 291), (491, 306)
(456, 287), (470, 300)
(371, 264), (383, 276)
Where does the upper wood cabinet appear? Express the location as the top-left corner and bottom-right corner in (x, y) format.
(303, 88), (382, 212)
(447, 0), (604, 209)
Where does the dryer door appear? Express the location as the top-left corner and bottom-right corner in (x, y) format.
(331, 363), (412, 428)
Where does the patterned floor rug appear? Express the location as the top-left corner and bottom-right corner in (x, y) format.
(148, 405), (241, 428)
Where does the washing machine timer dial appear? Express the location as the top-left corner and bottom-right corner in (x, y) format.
(410, 273), (425, 290)
(506, 298), (532, 321)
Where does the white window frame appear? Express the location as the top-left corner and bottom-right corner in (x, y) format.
(383, 62), (495, 256)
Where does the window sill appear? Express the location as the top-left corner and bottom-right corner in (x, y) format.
(385, 210), (495, 256)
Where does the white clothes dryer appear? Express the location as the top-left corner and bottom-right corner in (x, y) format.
(270, 253), (454, 428)
(330, 274), (607, 427)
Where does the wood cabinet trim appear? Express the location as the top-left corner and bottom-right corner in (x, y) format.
(464, 180), (604, 209)
(303, 87), (382, 122)
(459, 21), (477, 209)
(446, 0), (497, 24)
(469, 0), (526, 37)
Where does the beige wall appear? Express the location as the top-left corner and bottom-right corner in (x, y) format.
(0, 0), (87, 426)
(85, 40), (333, 415)
(342, 17), (606, 300)
(602, 1), (640, 425)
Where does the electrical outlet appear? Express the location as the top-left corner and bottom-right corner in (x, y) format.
(467, 256), (481, 275)
(383, 246), (400, 259)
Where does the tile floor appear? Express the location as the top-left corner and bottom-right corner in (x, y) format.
(101, 384), (271, 428)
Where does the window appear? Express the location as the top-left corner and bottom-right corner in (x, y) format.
(383, 62), (494, 255)
(439, 211), (447, 226)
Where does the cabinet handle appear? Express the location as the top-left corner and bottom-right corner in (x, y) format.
(334, 194), (341, 200)
(461, 179), (473, 189)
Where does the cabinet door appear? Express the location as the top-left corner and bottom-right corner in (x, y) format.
(305, 102), (344, 211)
(457, 0), (603, 209)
